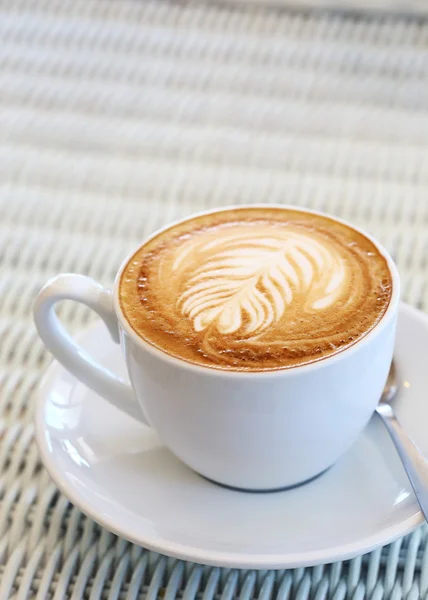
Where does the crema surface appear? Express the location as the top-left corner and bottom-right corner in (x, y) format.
(120, 208), (392, 371)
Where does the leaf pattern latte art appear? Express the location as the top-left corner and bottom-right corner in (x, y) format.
(174, 228), (346, 338)
(121, 209), (392, 370)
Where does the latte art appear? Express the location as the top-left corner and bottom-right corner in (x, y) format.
(120, 208), (393, 371)
(176, 230), (347, 336)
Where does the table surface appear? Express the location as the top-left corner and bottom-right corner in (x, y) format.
(2, 0), (428, 598)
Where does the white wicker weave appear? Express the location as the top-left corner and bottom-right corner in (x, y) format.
(1, 0), (428, 597)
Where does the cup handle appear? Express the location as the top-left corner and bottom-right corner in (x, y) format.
(33, 273), (148, 424)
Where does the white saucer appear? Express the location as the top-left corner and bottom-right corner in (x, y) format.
(35, 303), (427, 569)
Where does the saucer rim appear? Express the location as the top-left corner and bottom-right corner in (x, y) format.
(34, 302), (424, 569)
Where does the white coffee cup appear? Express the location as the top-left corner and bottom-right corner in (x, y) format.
(33, 206), (400, 491)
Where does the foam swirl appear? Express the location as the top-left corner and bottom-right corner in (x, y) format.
(175, 230), (346, 337)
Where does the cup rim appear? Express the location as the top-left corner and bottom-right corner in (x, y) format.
(113, 204), (400, 378)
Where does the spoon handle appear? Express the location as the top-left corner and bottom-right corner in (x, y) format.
(378, 410), (428, 522)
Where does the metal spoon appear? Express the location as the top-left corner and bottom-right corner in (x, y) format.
(376, 361), (428, 521)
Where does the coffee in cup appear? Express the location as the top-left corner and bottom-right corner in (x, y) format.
(120, 207), (392, 371)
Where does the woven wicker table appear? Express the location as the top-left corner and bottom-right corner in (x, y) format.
(2, 0), (428, 597)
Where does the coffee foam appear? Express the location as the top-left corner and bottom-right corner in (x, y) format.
(120, 208), (393, 371)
